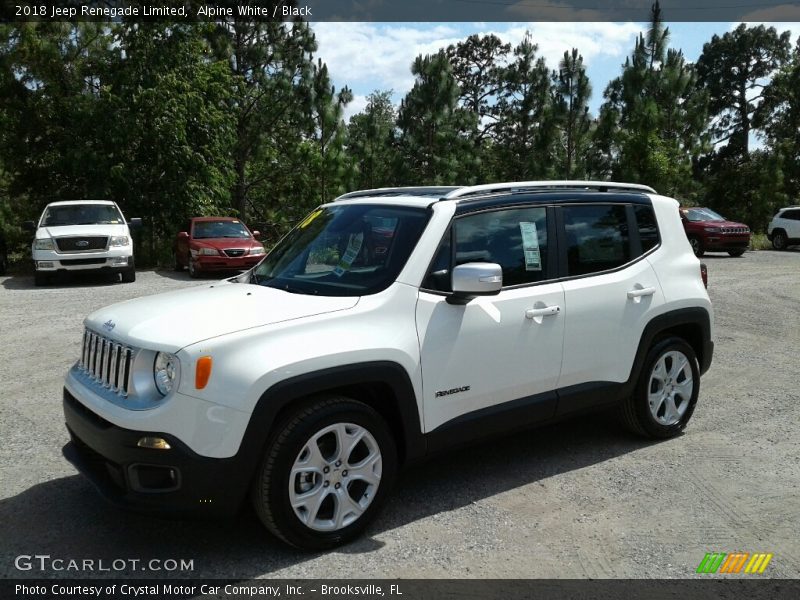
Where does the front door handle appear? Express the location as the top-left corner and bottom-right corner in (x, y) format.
(525, 305), (561, 319)
(627, 286), (656, 299)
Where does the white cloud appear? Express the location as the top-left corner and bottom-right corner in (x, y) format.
(342, 93), (369, 122)
(312, 22), (643, 116)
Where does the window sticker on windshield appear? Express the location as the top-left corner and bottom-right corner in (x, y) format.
(333, 232), (364, 277)
(298, 209), (323, 229)
(519, 221), (542, 271)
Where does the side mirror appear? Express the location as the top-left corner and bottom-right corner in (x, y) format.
(128, 217), (143, 229)
(23, 220), (36, 232)
(177, 231), (189, 239)
(447, 262), (503, 305)
(252, 230), (261, 240)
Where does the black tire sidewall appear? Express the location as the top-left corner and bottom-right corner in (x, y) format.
(773, 232), (787, 250)
(258, 398), (397, 550)
(689, 237), (704, 257)
(634, 337), (700, 438)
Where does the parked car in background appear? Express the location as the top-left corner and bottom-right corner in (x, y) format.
(767, 206), (800, 250)
(24, 200), (141, 286)
(0, 229), (7, 275)
(174, 217), (265, 278)
(679, 207), (751, 257)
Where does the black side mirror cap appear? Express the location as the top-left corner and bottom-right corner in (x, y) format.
(128, 218), (143, 229)
(23, 220), (36, 232)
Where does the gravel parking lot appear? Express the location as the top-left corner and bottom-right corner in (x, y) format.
(1, 251), (798, 579)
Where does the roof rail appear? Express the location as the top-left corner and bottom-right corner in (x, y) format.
(443, 180), (656, 199)
(335, 186), (461, 201)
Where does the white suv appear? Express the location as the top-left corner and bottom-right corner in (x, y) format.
(61, 182), (714, 549)
(25, 200), (140, 286)
(767, 206), (800, 250)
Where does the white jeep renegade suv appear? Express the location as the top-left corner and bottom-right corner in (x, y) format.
(62, 181), (714, 549)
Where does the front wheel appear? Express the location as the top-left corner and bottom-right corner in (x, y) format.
(619, 337), (700, 439)
(121, 259), (136, 283)
(689, 237), (704, 257)
(727, 249), (745, 257)
(251, 397), (397, 550)
(772, 231), (788, 250)
(188, 258), (199, 278)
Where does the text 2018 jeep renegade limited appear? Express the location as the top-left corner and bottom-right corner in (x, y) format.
(62, 181), (714, 549)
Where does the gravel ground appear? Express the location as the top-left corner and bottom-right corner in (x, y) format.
(0, 252), (798, 580)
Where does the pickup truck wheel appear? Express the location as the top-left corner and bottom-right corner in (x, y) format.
(620, 337), (699, 439)
(121, 261), (136, 283)
(772, 231), (788, 250)
(688, 236), (704, 257)
(252, 397), (397, 550)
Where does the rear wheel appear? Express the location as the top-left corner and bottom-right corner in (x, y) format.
(619, 337), (700, 439)
(251, 396), (397, 550)
(689, 236), (704, 257)
(727, 248), (745, 257)
(772, 231), (788, 250)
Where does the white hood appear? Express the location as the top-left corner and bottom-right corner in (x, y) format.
(85, 282), (360, 351)
(37, 224), (130, 239)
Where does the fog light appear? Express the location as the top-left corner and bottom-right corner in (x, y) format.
(137, 436), (171, 450)
(37, 261), (54, 269)
(110, 256), (129, 266)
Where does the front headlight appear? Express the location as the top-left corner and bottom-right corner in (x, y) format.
(110, 235), (130, 246)
(704, 227), (721, 233)
(153, 352), (179, 396)
(249, 246), (265, 255)
(34, 238), (55, 251)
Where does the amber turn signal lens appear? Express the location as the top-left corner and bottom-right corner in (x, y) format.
(195, 356), (212, 389)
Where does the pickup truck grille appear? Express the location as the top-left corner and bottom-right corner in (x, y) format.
(79, 329), (134, 396)
(56, 237), (108, 252)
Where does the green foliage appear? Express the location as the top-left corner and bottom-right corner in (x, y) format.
(554, 48), (592, 179)
(347, 90), (399, 190)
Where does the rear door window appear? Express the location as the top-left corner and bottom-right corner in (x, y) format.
(562, 205), (631, 276)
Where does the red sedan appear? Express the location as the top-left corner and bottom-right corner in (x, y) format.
(174, 217), (265, 278)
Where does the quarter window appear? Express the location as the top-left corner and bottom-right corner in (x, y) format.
(634, 205), (660, 253)
(563, 205), (631, 276)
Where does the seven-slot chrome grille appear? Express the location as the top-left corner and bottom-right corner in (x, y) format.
(79, 329), (134, 396)
(721, 227), (748, 234)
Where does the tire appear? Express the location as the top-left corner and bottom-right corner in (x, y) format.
(727, 249), (745, 257)
(619, 336), (700, 439)
(0, 255), (7, 276)
(121, 259), (136, 283)
(688, 236), (704, 257)
(772, 231), (788, 251)
(188, 258), (199, 278)
(251, 396), (397, 550)
(173, 252), (184, 271)
(34, 271), (50, 286)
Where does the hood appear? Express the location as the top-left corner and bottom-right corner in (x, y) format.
(702, 219), (749, 228)
(37, 224), (130, 239)
(191, 237), (260, 250)
(85, 282), (359, 351)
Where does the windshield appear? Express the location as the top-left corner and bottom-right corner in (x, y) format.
(684, 208), (725, 222)
(41, 204), (124, 226)
(250, 204), (430, 296)
(193, 220), (251, 239)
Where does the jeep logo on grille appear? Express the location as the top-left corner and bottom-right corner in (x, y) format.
(75, 240), (90, 247)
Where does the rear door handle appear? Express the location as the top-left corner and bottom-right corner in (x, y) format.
(525, 305), (561, 319)
(627, 287), (656, 299)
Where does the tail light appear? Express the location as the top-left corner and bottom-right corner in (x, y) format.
(700, 263), (708, 289)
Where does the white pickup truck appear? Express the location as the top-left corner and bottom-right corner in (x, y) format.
(25, 200), (141, 286)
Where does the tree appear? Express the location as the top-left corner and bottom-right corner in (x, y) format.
(697, 24), (791, 156)
(347, 90), (399, 190)
(492, 32), (558, 180)
(397, 51), (477, 185)
(554, 48), (592, 179)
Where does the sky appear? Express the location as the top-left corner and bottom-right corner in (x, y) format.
(310, 21), (800, 121)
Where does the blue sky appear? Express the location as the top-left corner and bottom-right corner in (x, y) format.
(311, 22), (800, 120)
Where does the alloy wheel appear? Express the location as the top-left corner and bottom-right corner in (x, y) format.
(648, 350), (694, 426)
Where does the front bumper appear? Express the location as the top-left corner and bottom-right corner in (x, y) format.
(193, 254), (262, 272)
(34, 248), (133, 272)
(62, 388), (253, 517)
(703, 234), (750, 251)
